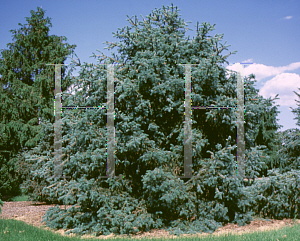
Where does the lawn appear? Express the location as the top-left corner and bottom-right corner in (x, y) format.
(1, 213), (300, 240)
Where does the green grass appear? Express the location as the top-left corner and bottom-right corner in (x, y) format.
(0, 218), (300, 241)
(0, 218), (84, 241)
(1, 192), (29, 202)
(7, 195), (29, 202)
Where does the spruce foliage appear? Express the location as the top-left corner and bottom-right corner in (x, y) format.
(245, 168), (300, 220)
(20, 3), (299, 237)
(246, 88), (300, 220)
(260, 87), (300, 176)
(0, 7), (76, 198)
(247, 84), (300, 179)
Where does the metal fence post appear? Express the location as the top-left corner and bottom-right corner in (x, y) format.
(236, 63), (245, 179)
(53, 64), (62, 179)
(183, 64), (193, 178)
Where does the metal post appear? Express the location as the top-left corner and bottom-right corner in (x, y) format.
(54, 64), (62, 179)
(236, 63), (245, 179)
(106, 64), (115, 178)
(183, 64), (193, 178)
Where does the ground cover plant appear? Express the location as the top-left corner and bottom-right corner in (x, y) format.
(2, 3), (300, 239)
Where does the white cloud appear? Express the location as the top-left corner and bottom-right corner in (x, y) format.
(258, 73), (300, 108)
(226, 62), (300, 108)
(227, 62), (300, 82)
(283, 16), (293, 20)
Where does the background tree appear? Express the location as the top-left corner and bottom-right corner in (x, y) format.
(272, 87), (300, 174)
(0, 6), (76, 199)
(242, 87), (300, 221)
(22, 3), (297, 237)
(249, 95), (285, 177)
(291, 88), (300, 127)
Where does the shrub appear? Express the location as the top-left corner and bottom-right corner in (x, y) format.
(245, 169), (300, 220)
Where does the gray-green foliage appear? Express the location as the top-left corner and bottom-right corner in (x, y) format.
(21, 3), (299, 237)
(245, 90), (300, 220)
(275, 128), (300, 173)
(258, 86), (300, 178)
(245, 168), (300, 220)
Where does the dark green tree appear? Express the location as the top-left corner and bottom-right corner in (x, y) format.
(0, 6), (76, 199)
(22, 3), (296, 238)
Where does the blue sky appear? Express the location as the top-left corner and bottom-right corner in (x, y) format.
(1, 0), (300, 134)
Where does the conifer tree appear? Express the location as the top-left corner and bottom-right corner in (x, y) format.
(250, 95), (286, 177)
(243, 88), (300, 221)
(23, 3), (296, 237)
(273, 87), (300, 174)
(254, 87), (300, 177)
(0, 6), (76, 198)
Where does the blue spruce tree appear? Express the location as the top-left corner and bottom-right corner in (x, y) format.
(21, 3), (299, 238)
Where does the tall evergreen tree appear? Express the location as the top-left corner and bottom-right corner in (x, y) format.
(273, 87), (300, 174)
(290, 87), (300, 127)
(0, 6), (76, 198)
(250, 94), (286, 177)
(242, 86), (300, 222)
(22, 3), (296, 238)
(253, 87), (300, 177)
